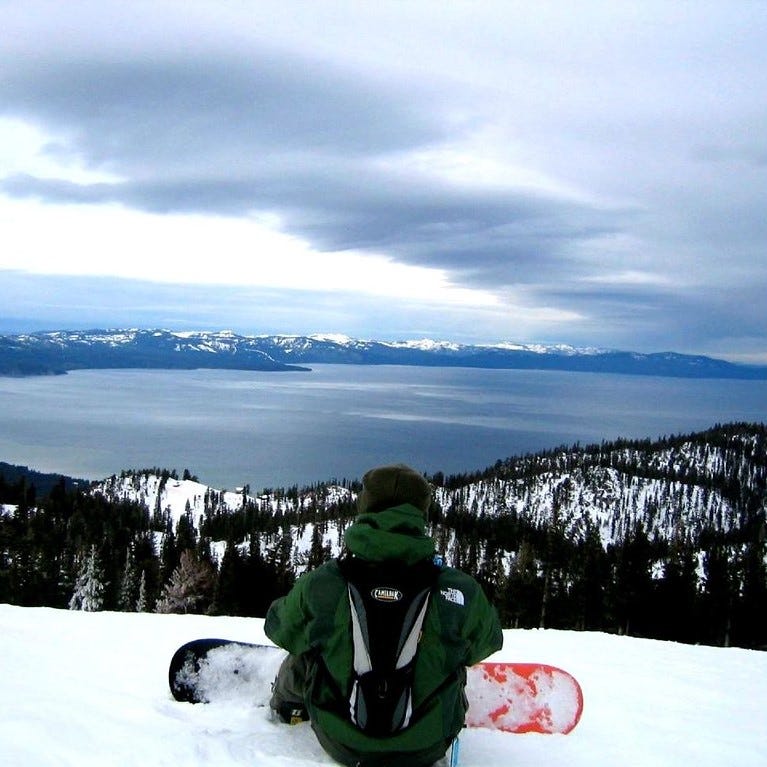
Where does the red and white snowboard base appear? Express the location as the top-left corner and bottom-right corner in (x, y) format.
(465, 661), (582, 734)
(169, 639), (583, 735)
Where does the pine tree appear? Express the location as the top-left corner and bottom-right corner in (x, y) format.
(212, 539), (245, 615)
(734, 511), (767, 647)
(267, 532), (296, 596)
(69, 545), (107, 612)
(570, 524), (608, 631)
(606, 523), (654, 636)
(306, 525), (326, 571)
(159, 529), (179, 585)
(504, 540), (543, 629)
(242, 534), (279, 617)
(175, 508), (197, 552)
(136, 570), (149, 612)
(654, 534), (699, 643)
(133, 532), (160, 612)
(155, 550), (216, 614)
(117, 547), (138, 612)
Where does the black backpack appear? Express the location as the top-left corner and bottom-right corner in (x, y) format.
(338, 555), (442, 737)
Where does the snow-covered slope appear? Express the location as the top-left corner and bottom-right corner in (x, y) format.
(92, 423), (765, 552)
(93, 472), (353, 529)
(91, 471), (352, 568)
(1, 604), (764, 767)
(95, 472), (249, 526)
(434, 463), (740, 547)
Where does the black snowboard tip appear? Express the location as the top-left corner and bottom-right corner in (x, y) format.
(168, 638), (234, 703)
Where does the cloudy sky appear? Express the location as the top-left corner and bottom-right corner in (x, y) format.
(1, 1), (765, 361)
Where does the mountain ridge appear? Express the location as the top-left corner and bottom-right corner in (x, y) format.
(88, 421), (766, 551)
(2, 328), (765, 379)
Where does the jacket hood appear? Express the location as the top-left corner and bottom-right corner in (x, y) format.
(343, 503), (435, 565)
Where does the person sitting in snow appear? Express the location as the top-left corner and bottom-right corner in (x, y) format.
(265, 463), (503, 767)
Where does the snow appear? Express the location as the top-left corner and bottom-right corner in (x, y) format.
(482, 342), (606, 356)
(387, 339), (462, 352)
(308, 333), (356, 345)
(1, 604), (765, 767)
(93, 474), (240, 527)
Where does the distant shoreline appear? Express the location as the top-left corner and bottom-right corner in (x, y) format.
(2, 329), (766, 381)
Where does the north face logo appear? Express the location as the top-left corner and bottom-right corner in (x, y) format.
(440, 587), (465, 606)
(371, 587), (403, 602)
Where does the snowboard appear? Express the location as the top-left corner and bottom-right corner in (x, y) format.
(169, 638), (583, 735)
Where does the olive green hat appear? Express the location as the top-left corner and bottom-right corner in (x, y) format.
(356, 463), (432, 516)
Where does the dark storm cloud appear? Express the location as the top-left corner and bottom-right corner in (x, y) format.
(1, 163), (620, 289)
(531, 275), (767, 357)
(0, 47), (620, 293)
(0, 52), (441, 159)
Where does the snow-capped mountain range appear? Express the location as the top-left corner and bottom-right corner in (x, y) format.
(2, 328), (766, 378)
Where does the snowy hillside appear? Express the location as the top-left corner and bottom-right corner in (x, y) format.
(1, 604), (765, 767)
(433, 455), (740, 547)
(92, 471), (351, 566)
(93, 471), (353, 531)
(93, 423), (767, 550)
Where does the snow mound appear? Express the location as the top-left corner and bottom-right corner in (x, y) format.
(1, 604), (765, 767)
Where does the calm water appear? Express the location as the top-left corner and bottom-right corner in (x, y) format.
(0, 365), (765, 491)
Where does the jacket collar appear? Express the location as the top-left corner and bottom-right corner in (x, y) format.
(343, 503), (435, 565)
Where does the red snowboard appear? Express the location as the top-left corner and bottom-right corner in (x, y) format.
(465, 661), (583, 734)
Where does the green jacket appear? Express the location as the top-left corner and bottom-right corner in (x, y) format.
(264, 504), (503, 767)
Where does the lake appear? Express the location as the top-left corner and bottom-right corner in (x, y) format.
(0, 365), (765, 491)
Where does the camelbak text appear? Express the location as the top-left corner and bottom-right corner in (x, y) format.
(371, 587), (403, 602)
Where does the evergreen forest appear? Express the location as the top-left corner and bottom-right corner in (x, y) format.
(1, 422), (765, 649)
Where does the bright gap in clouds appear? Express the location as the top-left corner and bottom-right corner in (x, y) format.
(0, 117), (121, 184)
(0, 196), (500, 308)
(0, 117), (498, 308)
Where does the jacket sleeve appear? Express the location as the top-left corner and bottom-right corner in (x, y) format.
(264, 571), (314, 656)
(462, 579), (504, 666)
